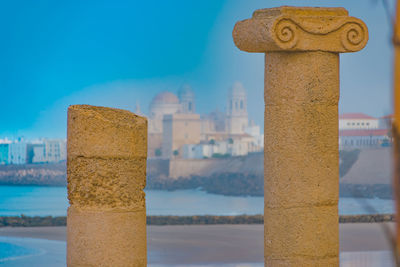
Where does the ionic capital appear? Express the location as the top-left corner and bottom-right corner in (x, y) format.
(233, 6), (368, 53)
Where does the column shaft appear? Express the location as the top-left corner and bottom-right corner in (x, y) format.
(264, 51), (339, 266)
(67, 105), (147, 267)
(232, 6), (368, 267)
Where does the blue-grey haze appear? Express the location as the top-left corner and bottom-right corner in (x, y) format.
(0, 0), (396, 138)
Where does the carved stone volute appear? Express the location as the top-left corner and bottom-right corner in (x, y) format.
(233, 6), (368, 53)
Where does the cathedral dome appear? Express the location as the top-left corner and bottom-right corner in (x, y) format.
(229, 82), (246, 97)
(151, 91), (179, 105)
(149, 91), (181, 120)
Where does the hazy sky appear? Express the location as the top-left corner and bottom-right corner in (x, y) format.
(0, 0), (396, 138)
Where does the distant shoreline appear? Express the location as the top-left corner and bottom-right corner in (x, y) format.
(0, 162), (66, 187)
(0, 214), (394, 227)
(0, 183), (393, 200)
(0, 147), (393, 199)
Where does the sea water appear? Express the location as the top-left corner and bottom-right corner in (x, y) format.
(0, 186), (395, 266)
(0, 237), (65, 266)
(0, 185), (395, 216)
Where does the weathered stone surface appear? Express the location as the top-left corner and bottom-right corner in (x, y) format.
(68, 105), (147, 159)
(264, 52), (339, 208)
(264, 206), (338, 258)
(67, 105), (147, 266)
(67, 207), (147, 267)
(264, 52), (339, 105)
(68, 157), (146, 211)
(233, 6), (368, 53)
(265, 258), (339, 267)
(233, 6), (368, 267)
(262, 40), (340, 267)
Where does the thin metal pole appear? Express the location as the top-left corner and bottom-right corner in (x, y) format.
(393, 0), (400, 264)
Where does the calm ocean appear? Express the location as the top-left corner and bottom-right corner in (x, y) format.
(0, 185), (395, 266)
(0, 185), (395, 216)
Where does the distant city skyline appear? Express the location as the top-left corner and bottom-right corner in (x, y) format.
(0, 0), (395, 138)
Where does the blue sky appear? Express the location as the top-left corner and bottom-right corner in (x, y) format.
(0, 0), (396, 138)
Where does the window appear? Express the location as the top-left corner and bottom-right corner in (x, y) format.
(188, 102), (192, 111)
(240, 100), (243, 109)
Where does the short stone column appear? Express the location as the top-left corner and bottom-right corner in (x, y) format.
(67, 105), (147, 266)
(233, 7), (368, 266)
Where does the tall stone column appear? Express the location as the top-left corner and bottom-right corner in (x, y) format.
(67, 105), (147, 266)
(233, 7), (368, 266)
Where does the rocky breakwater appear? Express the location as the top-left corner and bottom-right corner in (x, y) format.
(0, 148), (394, 199)
(340, 148), (393, 199)
(0, 163), (66, 186)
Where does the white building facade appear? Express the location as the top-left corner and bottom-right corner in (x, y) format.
(226, 82), (248, 135)
(339, 113), (379, 130)
(8, 142), (27, 165)
(339, 113), (392, 149)
(339, 129), (390, 149)
(182, 133), (262, 159)
(31, 139), (66, 163)
(0, 138), (67, 164)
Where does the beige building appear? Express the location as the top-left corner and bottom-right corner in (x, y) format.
(226, 82), (248, 134)
(146, 82), (262, 158)
(148, 133), (163, 157)
(148, 91), (181, 134)
(200, 109), (227, 141)
(147, 85), (196, 158)
(162, 113), (201, 158)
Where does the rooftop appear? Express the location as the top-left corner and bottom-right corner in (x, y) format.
(151, 91), (179, 105)
(339, 113), (376, 120)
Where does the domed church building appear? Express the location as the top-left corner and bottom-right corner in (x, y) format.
(146, 82), (262, 159)
(147, 86), (201, 158)
(148, 91), (181, 133)
(226, 82), (248, 134)
(178, 84), (196, 114)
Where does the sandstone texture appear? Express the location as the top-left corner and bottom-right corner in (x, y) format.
(67, 105), (147, 267)
(233, 6), (368, 53)
(233, 6), (368, 266)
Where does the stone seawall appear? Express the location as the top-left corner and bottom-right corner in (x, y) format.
(0, 214), (394, 227)
(166, 152), (263, 179)
(156, 148), (391, 181)
(0, 148), (393, 199)
(147, 158), (169, 178)
(0, 163), (66, 186)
